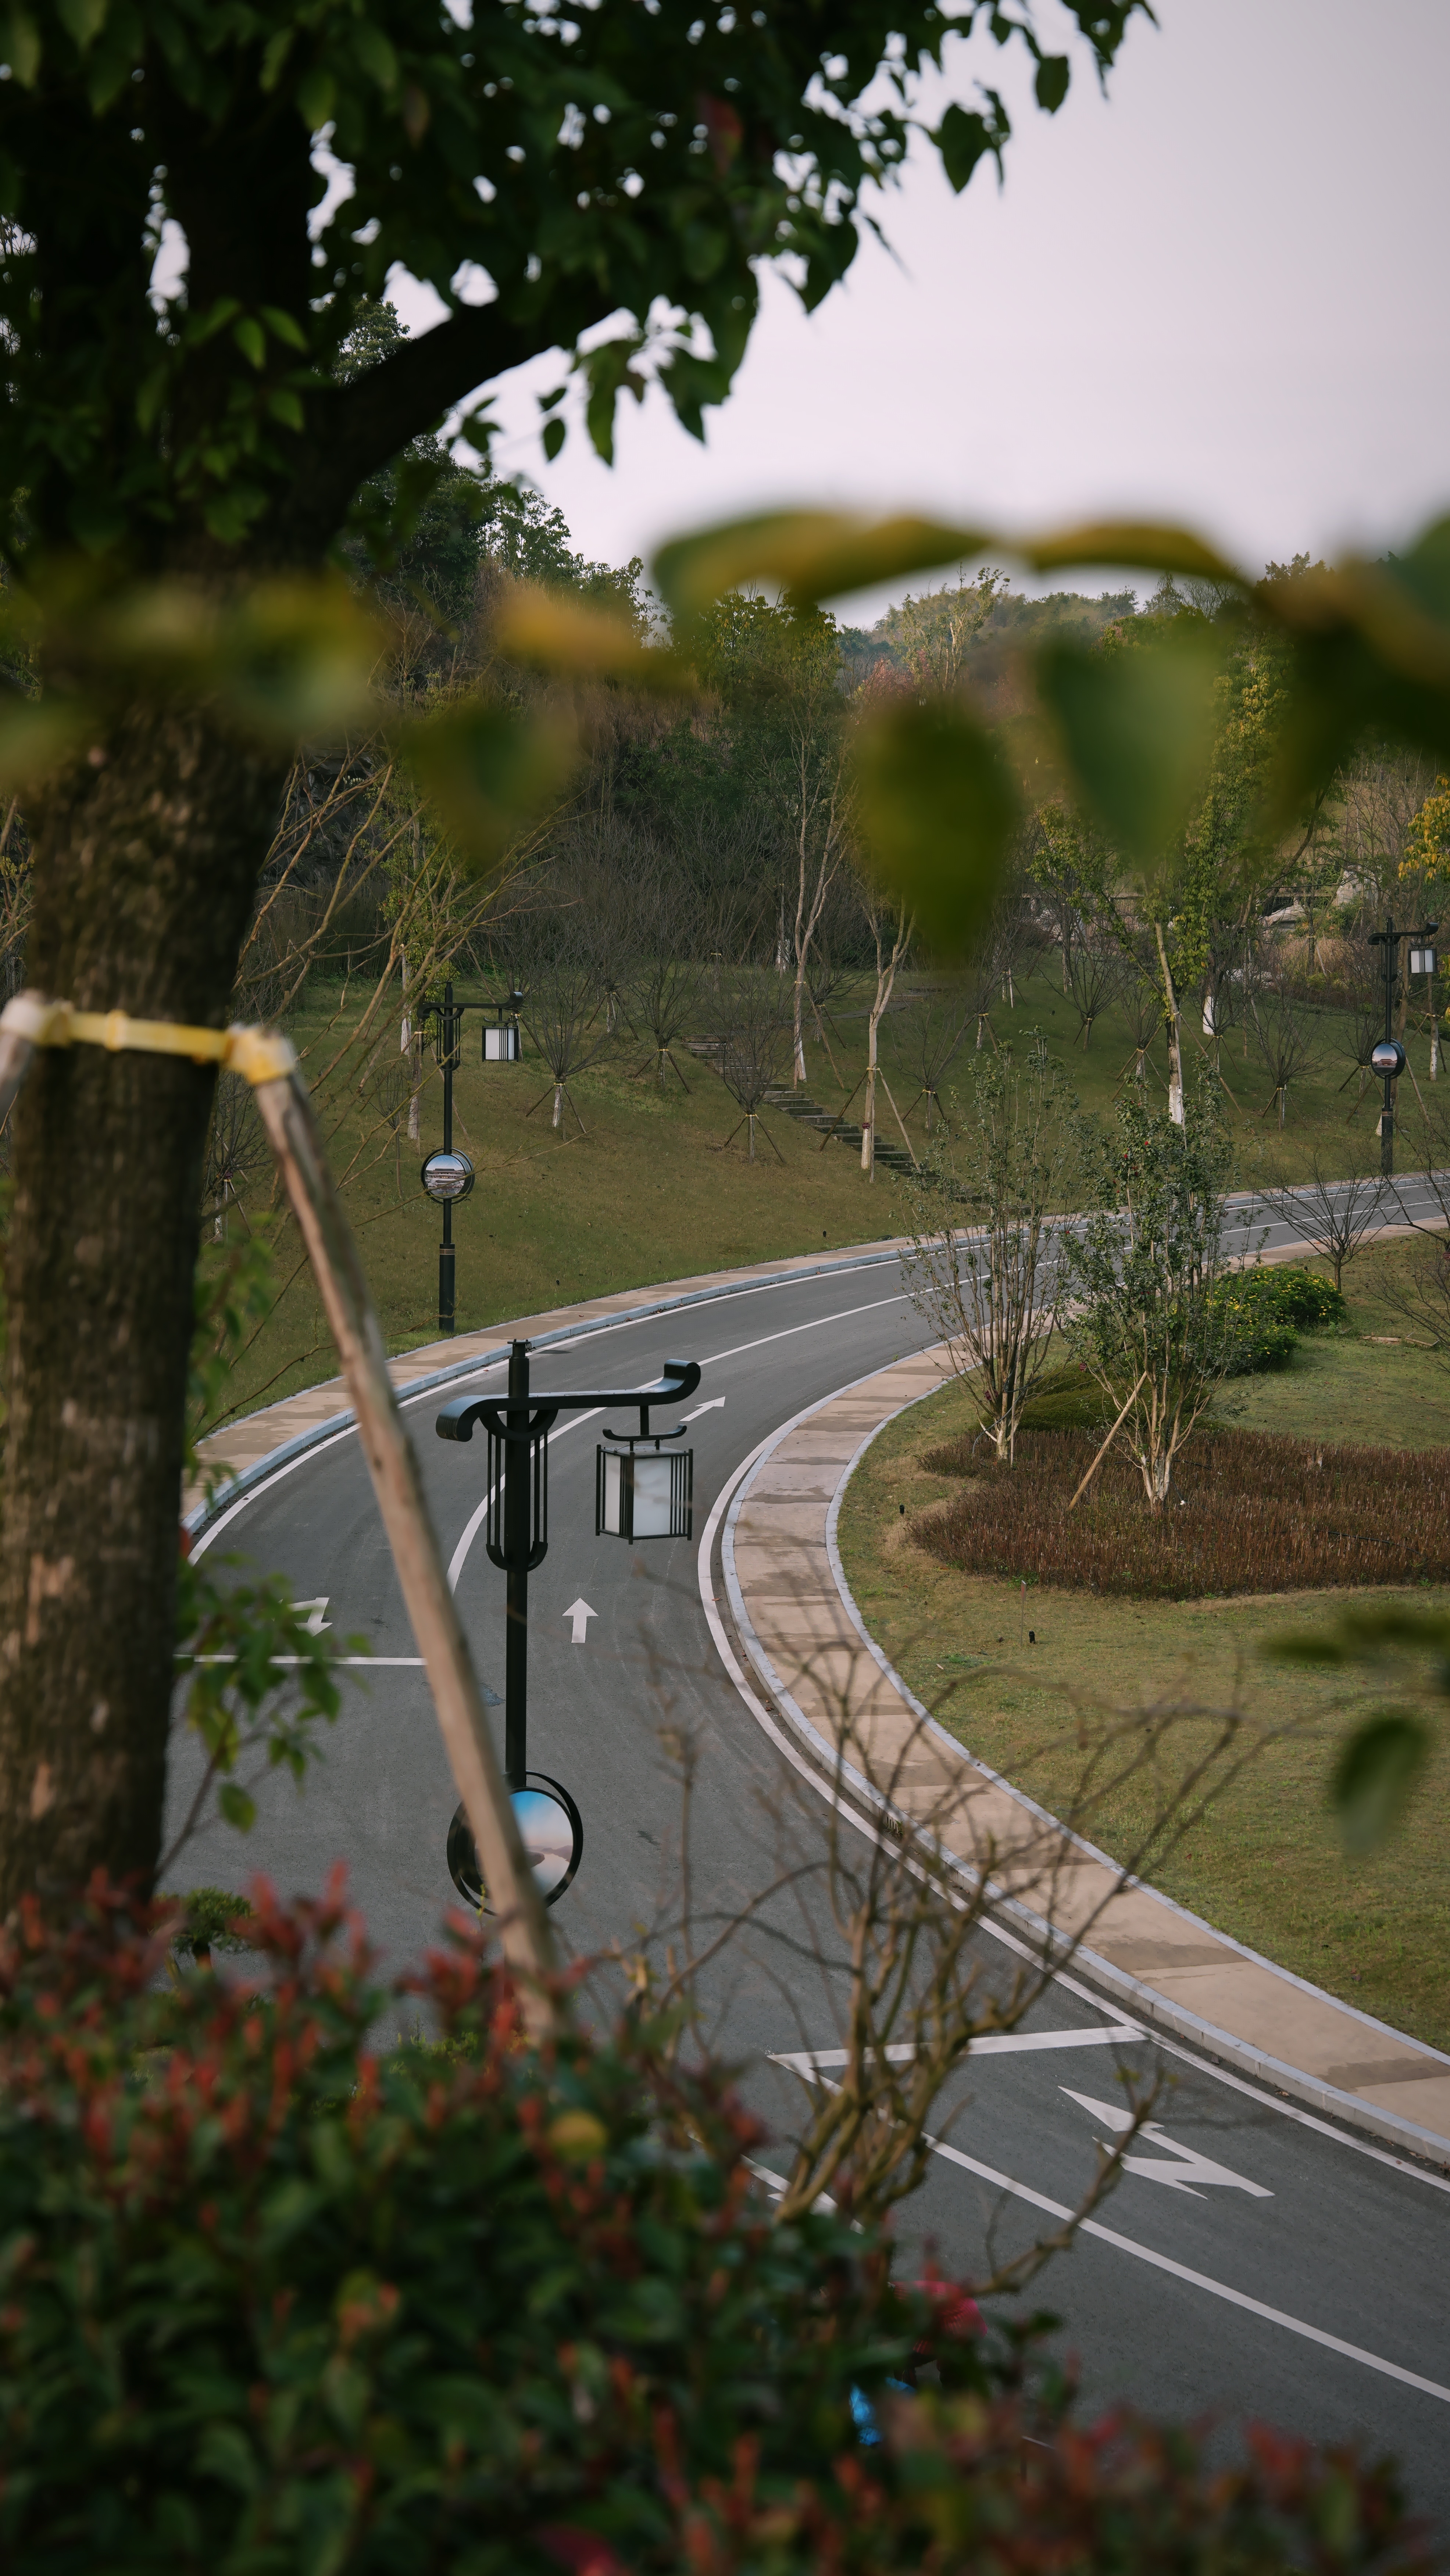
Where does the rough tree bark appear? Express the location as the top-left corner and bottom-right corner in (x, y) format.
(0, 707), (288, 1908)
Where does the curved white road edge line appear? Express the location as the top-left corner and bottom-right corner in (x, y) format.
(704, 1363), (1450, 2189)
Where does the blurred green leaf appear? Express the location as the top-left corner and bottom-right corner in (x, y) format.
(403, 702), (576, 868)
(0, 693), (94, 789)
(1037, 624), (1224, 863)
(1330, 1714), (1429, 1856)
(653, 511), (994, 626)
(218, 1782), (257, 1833)
(853, 698), (1018, 953)
(216, 580), (381, 738)
(1020, 520), (1244, 583)
(1035, 55), (1070, 111)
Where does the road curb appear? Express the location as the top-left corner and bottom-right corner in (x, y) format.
(718, 1359), (1450, 2174)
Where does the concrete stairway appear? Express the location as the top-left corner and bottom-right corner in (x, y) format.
(762, 1085), (916, 1176)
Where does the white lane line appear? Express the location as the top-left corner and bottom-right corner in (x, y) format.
(924, 2126), (1450, 2406)
(701, 1291), (909, 1371)
(771, 2026), (1144, 2074)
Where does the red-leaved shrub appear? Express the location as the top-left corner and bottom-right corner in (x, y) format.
(918, 1427), (1450, 1599)
(0, 1873), (1428, 2575)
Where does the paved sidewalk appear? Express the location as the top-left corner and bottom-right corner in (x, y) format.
(722, 1350), (1450, 2163)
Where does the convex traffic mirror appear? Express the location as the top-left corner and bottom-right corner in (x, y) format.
(420, 1148), (475, 1203)
(1371, 1040), (1407, 1078)
(447, 1776), (582, 1911)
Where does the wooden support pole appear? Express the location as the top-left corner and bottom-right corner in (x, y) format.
(1067, 1373), (1147, 1513)
(250, 1060), (558, 2027)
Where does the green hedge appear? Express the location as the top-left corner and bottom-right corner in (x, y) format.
(1214, 1264), (1347, 1376)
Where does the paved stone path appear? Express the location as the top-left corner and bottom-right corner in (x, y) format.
(724, 1348), (1450, 2160)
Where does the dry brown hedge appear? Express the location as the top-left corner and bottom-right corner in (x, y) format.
(916, 1425), (1450, 1599)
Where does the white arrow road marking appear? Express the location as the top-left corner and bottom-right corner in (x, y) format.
(772, 2025), (1143, 2077)
(682, 1397), (727, 1421)
(564, 1597), (597, 1645)
(293, 1597), (332, 1634)
(1061, 2089), (1273, 2200)
(789, 2070), (1447, 2405)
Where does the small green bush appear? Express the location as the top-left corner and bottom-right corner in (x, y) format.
(1212, 1265), (1348, 1376)
(160, 1884), (256, 1958)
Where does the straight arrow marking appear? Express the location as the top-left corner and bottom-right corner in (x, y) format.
(564, 1596), (597, 1645)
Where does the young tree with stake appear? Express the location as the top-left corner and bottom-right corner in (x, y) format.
(903, 1038), (1077, 1464)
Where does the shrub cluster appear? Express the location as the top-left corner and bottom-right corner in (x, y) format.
(1211, 1265), (1348, 1378)
(917, 1426), (1450, 1600)
(0, 1879), (1426, 2576)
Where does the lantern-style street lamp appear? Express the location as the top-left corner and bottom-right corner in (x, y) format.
(436, 1343), (701, 1911)
(1368, 916), (1438, 1174)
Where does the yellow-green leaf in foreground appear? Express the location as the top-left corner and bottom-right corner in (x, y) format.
(1036, 623), (1224, 865)
(1018, 519), (1245, 584)
(215, 580), (385, 740)
(493, 586), (691, 689)
(403, 702), (577, 869)
(0, 693), (95, 790)
(653, 511), (994, 625)
(852, 699), (1018, 953)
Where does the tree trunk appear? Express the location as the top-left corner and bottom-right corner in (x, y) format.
(0, 708), (286, 1911)
(1155, 921), (1185, 1126)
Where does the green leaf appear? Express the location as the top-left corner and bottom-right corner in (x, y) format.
(0, 694), (93, 790)
(1020, 519), (1244, 582)
(933, 98), (1009, 194)
(1035, 54), (1070, 111)
(266, 386), (305, 430)
(259, 24), (293, 90)
(213, 578), (382, 740)
(218, 1782), (256, 1832)
(653, 510), (995, 625)
(404, 702), (577, 869)
(260, 304), (309, 352)
(853, 698), (1019, 954)
(56, 0), (107, 47)
(1, 8), (41, 86)
(295, 64), (335, 129)
(351, 22), (398, 90)
(1330, 1714), (1429, 1856)
(232, 316), (266, 370)
(1036, 624), (1224, 863)
(542, 415), (566, 463)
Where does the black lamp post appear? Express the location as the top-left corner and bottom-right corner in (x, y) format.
(417, 979), (524, 1334)
(436, 1344), (701, 1910)
(1368, 915), (1438, 1176)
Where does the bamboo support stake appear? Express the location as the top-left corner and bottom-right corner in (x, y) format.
(249, 1057), (559, 2024)
(1066, 1373), (1147, 1513)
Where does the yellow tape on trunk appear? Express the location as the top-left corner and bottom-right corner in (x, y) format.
(0, 994), (296, 1087)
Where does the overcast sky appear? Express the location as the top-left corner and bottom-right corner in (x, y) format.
(393, 0), (1450, 622)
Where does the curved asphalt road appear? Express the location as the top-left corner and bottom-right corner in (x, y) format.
(171, 1182), (1450, 2524)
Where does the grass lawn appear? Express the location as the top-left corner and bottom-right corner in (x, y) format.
(211, 956), (1441, 1422)
(835, 1241), (1450, 2051)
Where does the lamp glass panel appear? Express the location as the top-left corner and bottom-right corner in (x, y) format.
(601, 1448), (623, 1534)
(484, 1026), (519, 1061)
(631, 1453), (675, 1537)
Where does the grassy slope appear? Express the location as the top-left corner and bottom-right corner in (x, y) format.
(835, 1242), (1450, 2052)
(215, 959), (1432, 1420)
